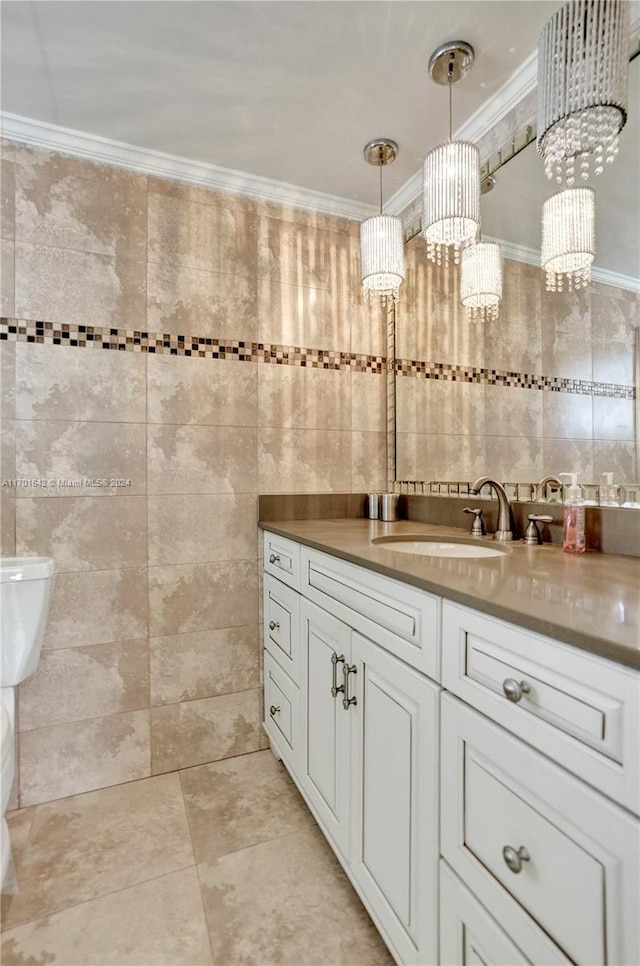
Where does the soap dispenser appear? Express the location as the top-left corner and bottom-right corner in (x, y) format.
(599, 472), (619, 507)
(560, 473), (586, 554)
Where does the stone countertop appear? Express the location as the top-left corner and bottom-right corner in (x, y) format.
(259, 518), (640, 671)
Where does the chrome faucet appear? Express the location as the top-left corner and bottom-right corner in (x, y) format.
(469, 476), (518, 541)
(535, 475), (562, 503)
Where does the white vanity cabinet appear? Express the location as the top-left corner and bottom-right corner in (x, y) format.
(439, 600), (640, 966)
(263, 535), (440, 965)
(348, 629), (439, 965)
(299, 596), (440, 964)
(261, 529), (640, 966)
(441, 693), (640, 966)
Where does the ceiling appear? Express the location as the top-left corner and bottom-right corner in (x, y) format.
(2, 0), (638, 284)
(1, 0), (558, 205)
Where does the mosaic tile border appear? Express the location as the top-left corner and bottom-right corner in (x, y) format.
(396, 358), (635, 400)
(0, 318), (633, 400)
(0, 319), (385, 375)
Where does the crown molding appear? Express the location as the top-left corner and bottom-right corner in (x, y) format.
(485, 236), (640, 293)
(456, 50), (538, 144)
(484, 236), (540, 268)
(0, 112), (376, 222)
(590, 266), (640, 294)
(385, 169), (422, 220)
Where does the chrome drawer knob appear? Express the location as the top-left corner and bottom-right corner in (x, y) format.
(269, 554), (281, 564)
(269, 705), (280, 717)
(268, 620), (280, 631)
(502, 678), (531, 703)
(502, 845), (530, 874)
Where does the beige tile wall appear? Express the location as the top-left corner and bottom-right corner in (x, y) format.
(396, 239), (639, 483)
(0, 144), (387, 807)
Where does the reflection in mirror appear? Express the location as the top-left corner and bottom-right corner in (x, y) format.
(394, 55), (639, 505)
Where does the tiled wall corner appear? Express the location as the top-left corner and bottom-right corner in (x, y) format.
(1, 145), (387, 807)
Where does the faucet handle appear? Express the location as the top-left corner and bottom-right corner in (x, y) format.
(463, 507), (486, 536)
(524, 514), (554, 546)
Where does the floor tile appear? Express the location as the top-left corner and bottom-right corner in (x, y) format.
(198, 825), (393, 965)
(1, 773), (194, 930)
(1, 867), (212, 965)
(180, 750), (314, 863)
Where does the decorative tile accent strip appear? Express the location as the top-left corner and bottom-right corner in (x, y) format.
(0, 319), (385, 375)
(0, 318), (633, 399)
(396, 357), (635, 400)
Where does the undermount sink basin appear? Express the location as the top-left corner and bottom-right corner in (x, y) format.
(371, 536), (508, 559)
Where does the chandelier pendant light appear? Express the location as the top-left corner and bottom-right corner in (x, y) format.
(460, 241), (503, 323)
(359, 139), (405, 304)
(537, 0), (630, 185)
(541, 187), (595, 292)
(422, 41), (481, 267)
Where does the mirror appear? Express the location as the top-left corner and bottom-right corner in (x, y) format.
(394, 55), (639, 504)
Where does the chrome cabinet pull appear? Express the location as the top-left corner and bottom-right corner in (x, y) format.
(268, 553), (280, 564)
(331, 651), (345, 698)
(268, 620), (279, 631)
(342, 663), (357, 710)
(502, 845), (530, 874)
(269, 705), (280, 717)
(502, 678), (531, 703)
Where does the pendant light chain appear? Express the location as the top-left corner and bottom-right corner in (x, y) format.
(448, 58), (453, 142)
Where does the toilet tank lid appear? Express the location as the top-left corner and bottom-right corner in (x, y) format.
(0, 557), (55, 583)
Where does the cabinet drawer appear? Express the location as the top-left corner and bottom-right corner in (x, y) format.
(439, 861), (570, 966)
(442, 601), (640, 815)
(263, 532), (301, 590)
(263, 574), (299, 684)
(263, 651), (298, 766)
(441, 694), (640, 966)
(301, 547), (440, 679)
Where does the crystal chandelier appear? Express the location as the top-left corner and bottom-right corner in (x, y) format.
(460, 241), (502, 322)
(537, 0), (630, 185)
(422, 41), (481, 266)
(541, 187), (595, 291)
(360, 139), (405, 304)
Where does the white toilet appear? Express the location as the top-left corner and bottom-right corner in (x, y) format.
(0, 556), (55, 890)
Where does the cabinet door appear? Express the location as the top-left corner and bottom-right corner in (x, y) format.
(299, 598), (352, 859)
(349, 631), (440, 966)
(439, 861), (570, 966)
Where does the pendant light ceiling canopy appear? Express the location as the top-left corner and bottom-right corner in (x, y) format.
(360, 138), (405, 304)
(537, 0), (630, 186)
(422, 41), (481, 267)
